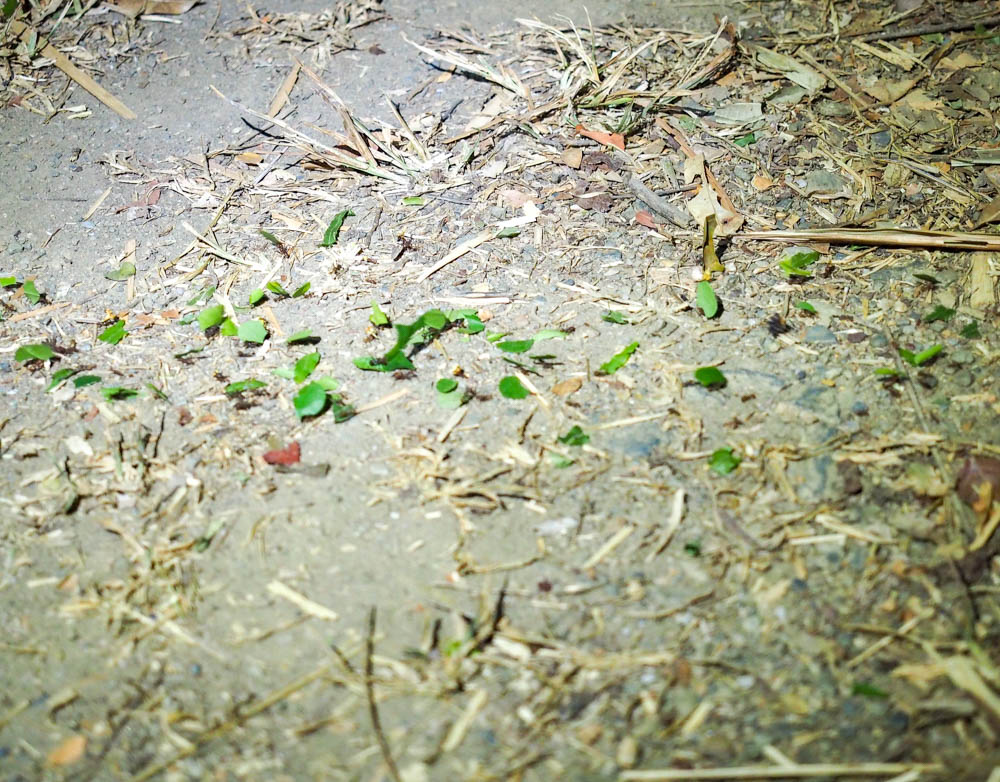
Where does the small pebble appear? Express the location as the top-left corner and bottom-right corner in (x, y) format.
(851, 401), (869, 416)
(804, 325), (837, 344)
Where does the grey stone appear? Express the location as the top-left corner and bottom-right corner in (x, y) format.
(804, 325), (838, 344)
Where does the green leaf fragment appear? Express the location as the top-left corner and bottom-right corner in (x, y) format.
(15, 343), (55, 361)
(598, 341), (638, 375)
(73, 374), (101, 388)
(272, 367), (295, 380)
(47, 367), (77, 390)
(356, 309), (447, 372)
(266, 281), (291, 298)
(320, 209), (355, 247)
(602, 310), (628, 324)
(220, 318), (238, 336)
(402, 196), (426, 206)
(495, 227), (521, 239)
(734, 131), (756, 147)
(960, 321), (981, 339)
(98, 320), (128, 345)
(146, 383), (169, 400)
(549, 453), (575, 468)
(292, 282), (311, 298)
(899, 344), (942, 367)
(558, 425), (590, 447)
(497, 339), (534, 354)
(436, 378), (459, 394)
(370, 301), (390, 326)
(237, 320), (268, 344)
(286, 329), (317, 344)
(533, 329), (568, 341)
(924, 305), (955, 323)
(315, 376), (339, 391)
(0, 276), (17, 287)
(709, 447), (741, 475)
(259, 229), (282, 246)
(448, 309), (484, 334)
(694, 366), (727, 388)
(187, 286), (216, 305)
(779, 250), (819, 278)
(293, 381), (328, 419)
(795, 301), (817, 314)
(22, 279), (40, 304)
(294, 352), (321, 383)
(498, 376), (529, 399)
(105, 261), (136, 281)
(354, 353), (414, 372)
(696, 280), (719, 318)
(198, 305), (225, 331)
(101, 387), (139, 401)
(875, 368), (901, 377)
(225, 378), (267, 395)
(852, 682), (888, 699)
(248, 289), (266, 306)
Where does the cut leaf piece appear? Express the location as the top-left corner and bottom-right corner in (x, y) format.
(709, 447), (741, 475)
(266, 281), (291, 298)
(497, 339), (534, 354)
(198, 305), (225, 330)
(292, 282), (311, 298)
(105, 261), (136, 281)
(286, 329), (317, 345)
(248, 289), (266, 306)
(22, 280), (40, 304)
(694, 367), (727, 388)
(924, 305), (955, 323)
(47, 367), (78, 390)
(73, 375), (100, 388)
(899, 344), (942, 367)
(696, 280), (719, 318)
(101, 387), (140, 401)
(499, 375), (529, 399)
(960, 321), (981, 339)
(320, 209), (355, 247)
(293, 352), (321, 383)
(293, 381), (328, 419)
(98, 320), (128, 345)
(237, 320), (268, 344)
(598, 341), (638, 375)
(795, 301), (817, 314)
(370, 301), (389, 326)
(15, 343), (55, 361)
(436, 378), (459, 394)
(225, 378), (266, 395)
(220, 318), (238, 336)
(779, 250), (818, 278)
(602, 310), (628, 324)
(558, 425), (590, 446)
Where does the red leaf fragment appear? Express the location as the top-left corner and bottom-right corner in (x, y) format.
(263, 441), (301, 465)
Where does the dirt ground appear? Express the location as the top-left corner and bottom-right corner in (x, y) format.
(2, 1), (1000, 780)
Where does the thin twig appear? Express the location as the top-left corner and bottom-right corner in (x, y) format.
(366, 608), (402, 782)
(855, 14), (1000, 42)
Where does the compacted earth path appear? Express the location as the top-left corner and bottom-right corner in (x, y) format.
(2, 1), (999, 779)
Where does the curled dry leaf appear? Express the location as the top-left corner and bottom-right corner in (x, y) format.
(575, 124), (626, 151)
(956, 455), (1000, 514)
(46, 735), (87, 767)
(634, 210), (659, 229)
(551, 377), (583, 396)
